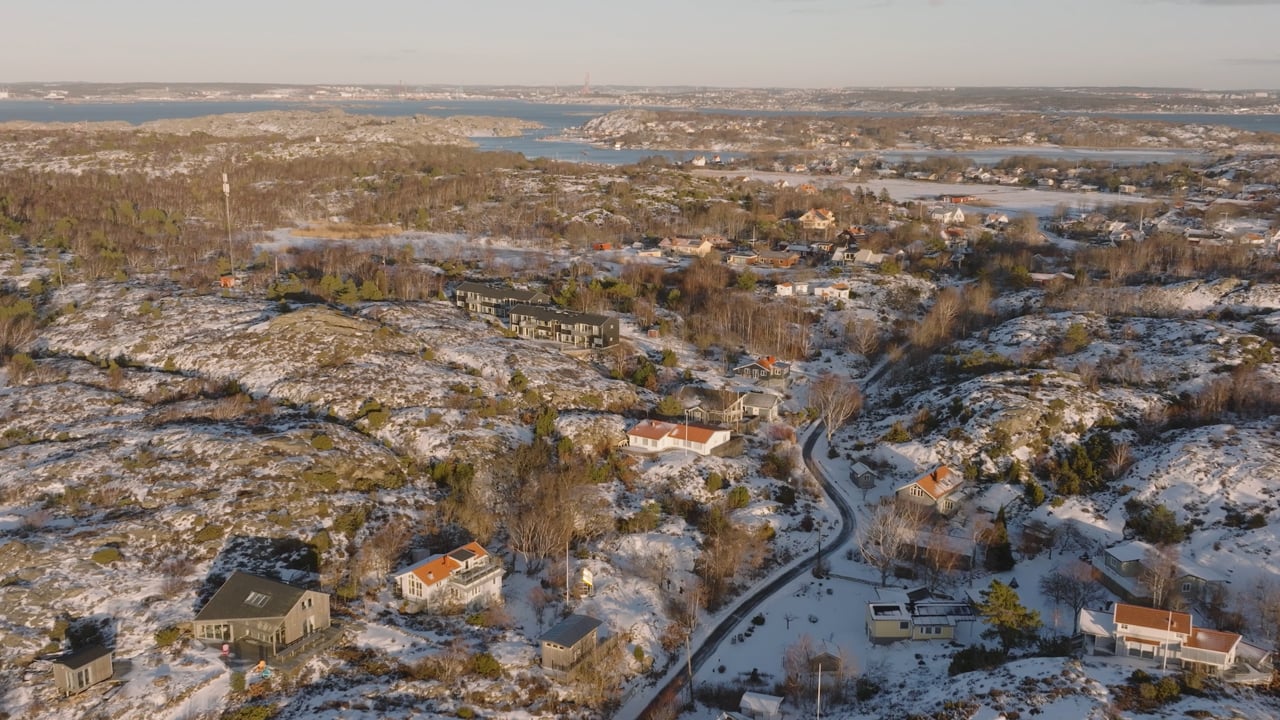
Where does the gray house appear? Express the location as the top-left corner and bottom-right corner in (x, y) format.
(52, 644), (113, 696)
(509, 305), (619, 349)
(454, 282), (550, 318)
(193, 571), (330, 661)
(540, 614), (603, 671)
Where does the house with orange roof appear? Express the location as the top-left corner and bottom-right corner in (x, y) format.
(393, 542), (504, 612)
(1077, 602), (1247, 676)
(733, 356), (792, 381)
(894, 466), (964, 515)
(626, 419), (731, 456)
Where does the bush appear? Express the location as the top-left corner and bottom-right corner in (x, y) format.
(456, 708), (475, 719)
(705, 472), (724, 493)
(947, 646), (1006, 676)
(726, 485), (751, 509)
(230, 671), (246, 693)
(220, 705), (275, 720)
(855, 676), (881, 701)
(311, 434), (334, 451)
(882, 421), (910, 443)
(91, 547), (121, 564)
(471, 652), (502, 679)
(194, 524), (224, 543)
(155, 625), (182, 646)
(751, 614), (766, 626)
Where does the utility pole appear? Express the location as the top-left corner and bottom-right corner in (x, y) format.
(222, 172), (233, 272)
(816, 663), (822, 720)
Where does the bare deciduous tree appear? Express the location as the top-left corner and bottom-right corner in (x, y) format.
(856, 502), (923, 586)
(1039, 560), (1105, 633)
(1142, 544), (1181, 610)
(845, 318), (881, 358)
(809, 371), (864, 443)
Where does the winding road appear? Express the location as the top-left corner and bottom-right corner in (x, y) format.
(627, 422), (856, 719)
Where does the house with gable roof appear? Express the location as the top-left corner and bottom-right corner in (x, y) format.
(192, 571), (331, 660)
(394, 542), (504, 612)
(733, 356), (791, 381)
(627, 419), (731, 456)
(799, 208), (836, 231)
(1078, 602), (1247, 676)
(895, 466), (964, 515)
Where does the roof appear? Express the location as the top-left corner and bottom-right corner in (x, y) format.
(677, 386), (743, 412)
(1187, 628), (1241, 655)
(851, 462), (872, 476)
(669, 423), (724, 445)
(400, 542), (489, 586)
(540, 614), (603, 647)
(1106, 540), (1153, 564)
(509, 304), (612, 326)
(628, 419), (676, 440)
(1077, 608), (1115, 638)
(743, 392), (779, 409)
(194, 571), (312, 622)
(901, 466), (961, 500)
(53, 644), (111, 669)
(455, 281), (546, 303)
(1113, 603), (1192, 635)
(740, 692), (784, 713)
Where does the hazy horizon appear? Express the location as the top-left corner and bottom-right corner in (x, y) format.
(5, 0), (1280, 90)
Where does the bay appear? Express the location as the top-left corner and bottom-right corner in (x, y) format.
(0, 98), (1272, 166)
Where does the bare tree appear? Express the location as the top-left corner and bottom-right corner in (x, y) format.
(845, 318), (881, 358)
(856, 502), (923, 586)
(781, 633), (819, 704)
(809, 371), (864, 443)
(1142, 544), (1181, 610)
(1038, 560), (1105, 634)
(918, 522), (963, 592)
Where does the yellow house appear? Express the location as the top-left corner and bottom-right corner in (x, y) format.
(865, 603), (912, 643)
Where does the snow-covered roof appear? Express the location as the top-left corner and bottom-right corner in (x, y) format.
(1078, 608), (1114, 638)
(1105, 540), (1153, 563)
(740, 691), (784, 714)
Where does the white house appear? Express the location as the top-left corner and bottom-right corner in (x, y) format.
(394, 542), (504, 612)
(813, 283), (850, 301)
(1078, 602), (1245, 676)
(627, 419), (731, 456)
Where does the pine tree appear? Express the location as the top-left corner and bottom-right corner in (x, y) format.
(977, 579), (1041, 653)
(984, 507), (1016, 572)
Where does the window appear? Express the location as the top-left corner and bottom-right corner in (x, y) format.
(244, 591), (271, 608)
(898, 621), (909, 630)
(200, 623), (231, 641)
(74, 667), (90, 689)
(1182, 582), (1193, 593)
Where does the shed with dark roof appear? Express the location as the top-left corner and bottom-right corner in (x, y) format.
(539, 614), (603, 670)
(52, 644), (113, 695)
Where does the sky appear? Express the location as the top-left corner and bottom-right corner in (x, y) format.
(3, 0), (1280, 89)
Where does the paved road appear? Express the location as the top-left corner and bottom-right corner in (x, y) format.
(630, 422), (856, 719)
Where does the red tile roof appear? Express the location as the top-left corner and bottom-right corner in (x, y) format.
(669, 424), (720, 444)
(1113, 603), (1192, 635)
(912, 466), (960, 500)
(409, 542), (489, 586)
(1187, 628), (1241, 655)
(628, 419), (675, 441)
